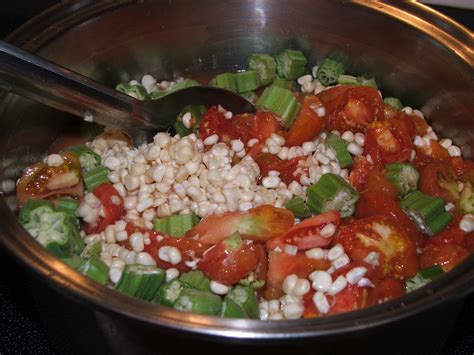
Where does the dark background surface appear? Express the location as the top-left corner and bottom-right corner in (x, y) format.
(0, 1), (473, 354)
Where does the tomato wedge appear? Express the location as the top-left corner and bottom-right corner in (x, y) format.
(419, 161), (459, 203)
(198, 237), (260, 285)
(84, 183), (124, 234)
(264, 251), (330, 299)
(318, 86), (384, 133)
(266, 211), (340, 251)
(349, 156), (373, 192)
(16, 152), (84, 206)
(186, 204), (294, 244)
(285, 95), (326, 147)
(355, 191), (424, 248)
(365, 166), (398, 199)
(334, 216), (419, 279)
(364, 114), (415, 165)
(420, 243), (469, 272)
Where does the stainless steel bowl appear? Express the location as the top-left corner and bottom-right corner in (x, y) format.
(0, 1), (473, 354)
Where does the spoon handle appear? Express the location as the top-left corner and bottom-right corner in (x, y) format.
(0, 41), (146, 131)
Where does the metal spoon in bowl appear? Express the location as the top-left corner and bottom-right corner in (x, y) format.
(0, 41), (255, 144)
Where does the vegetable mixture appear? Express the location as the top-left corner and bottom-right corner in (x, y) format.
(13, 49), (474, 320)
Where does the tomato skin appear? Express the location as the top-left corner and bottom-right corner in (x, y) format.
(85, 183), (124, 234)
(349, 156), (373, 192)
(266, 211), (340, 251)
(250, 111), (281, 142)
(420, 243), (469, 272)
(365, 166), (398, 199)
(445, 157), (474, 177)
(429, 216), (466, 247)
(355, 191), (425, 248)
(410, 113), (430, 136)
(364, 114), (414, 165)
(198, 239), (260, 285)
(265, 251), (330, 300)
(367, 278), (406, 305)
(186, 205), (294, 244)
(318, 86), (384, 133)
(419, 161), (459, 203)
(16, 152), (84, 206)
(125, 223), (210, 273)
(199, 106), (229, 141)
(334, 216), (419, 279)
(285, 95), (326, 147)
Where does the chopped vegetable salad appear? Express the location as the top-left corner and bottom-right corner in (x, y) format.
(13, 49), (474, 320)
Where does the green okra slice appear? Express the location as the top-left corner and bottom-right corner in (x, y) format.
(179, 270), (211, 292)
(224, 285), (259, 319)
(154, 279), (189, 307)
(306, 173), (359, 217)
(173, 289), (222, 316)
(78, 256), (110, 285)
(235, 70), (261, 93)
(255, 85), (301, 128)
(385, 163), (419, 196)
(325, 133), (354, 168)
(221, 298), (249, 319)
(276, 49), (307, 80)
(284, 196), (312, 219)
(115, 264), (165, 301)
(247, 53), (277, 85)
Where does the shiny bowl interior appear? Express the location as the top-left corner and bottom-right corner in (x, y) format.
(0, 0), (473, 342)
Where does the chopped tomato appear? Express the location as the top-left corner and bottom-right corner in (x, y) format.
(365, 166), (398, 199)
(317, 86), (384, 133)
(198, 237), (260, 285)
(265, 251), (330, 299)
(266, 211), (340, 251)
(85, 183), (124, 234)
(383, 103), (399, 120)
(364, 114), (415, 165)
(125, 223), (210, 272)
(349, 156), (373, 191)
(420, 243), (469, 272)
(355, 191), (425, 248)
(419, 161), (459, 203)
(410, 114), (430, 136)
(445, 156), (474, 177)
(250, 111), (281, 142)
(186, 204), (294, 244)
(285, 95), (326, 147)
(428, 216), (466, 247)
(16, 152), (84, 206)
(334, 216), (419, 279)
(254, 153), (304, 184)
(199, 106), (233, 142)
(416, 140), (450, 163)
(367, 278), (406, 304)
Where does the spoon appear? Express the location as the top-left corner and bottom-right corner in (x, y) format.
(0, 41), (255, 143)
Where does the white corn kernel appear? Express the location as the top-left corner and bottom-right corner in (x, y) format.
(210, 281), (230, 295)
(328, 275), (348, 296)
(346, 266), (368, 285)
(293, 278), (311, 296)
(136, 252), (156, 266)
(448, 145), (461, 157)
(204, 134), (219, 145)
(282, 274), (298, 295)
(320, 223), (336, 238)
(310, 271), (332, 292)
(459, 214), (474, 233)
(354, 133), (365, 146)
(341, 131), (354, 143)
(46, 154), (64, 167)
(165, 268), (180, 282)
(347, 142), (363, 156)
(305, 248), (325, 260)
(283, 302), (304, 319)
(313, 291), (330, 314)
(284, 244), (298, 256)
(333, 254), (350, 269)
(327, 244), (344, 261)
(158, 246), (182, 265)
(129, 232), (145, 252)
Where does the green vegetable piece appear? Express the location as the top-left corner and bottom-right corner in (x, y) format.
(61, 144), (101, 172)
(83, 165), (109, 192)
(170, 79), (201, 92)
(154, 279), (189, 307)
(21, 203), (77, 258)
(276, 49), (307, 80)
(406, 265), (444, 292)
(115, 83), (131, 94)
(384, 97), (403, 110)
(209, 73), (237, 92)
(225, 285), (259, 319)
(174, 120), (192, 137)
(61, 254), (84, 269)
(326, 133), (354, 168)
(316, 58), (345, 86)
(255, 85), (301, 128)
(221, 298), (249, 319)
(19, 199), (53, 225)
(400, 190), (453, 236)
(57, 198), (78, 216)
(179, 270), (211, 292)
(238, 272), (265, 289)
(307, 173), (360, 217)
(115, 264), (165, 301)
(240, 91), (257, 102)
(248, 53), (277, 85)
(173, 289), (222, 316)
(359, 77), (378, 89)
(460, 181), (474, 214)
(80, 240), (102, 259)
(77, 256), (109, 285)
(271, 77), (293, 89)
(337, 74), (359, 85)
(149, 91), (167, 99)
(128, 85), (149, 100)
(154, 214), (200, 237)
(235, 70), (261, 93)
(284, 196), (312, 219)
(385, 163), (419, 196)
(175, 104), (207, 136)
